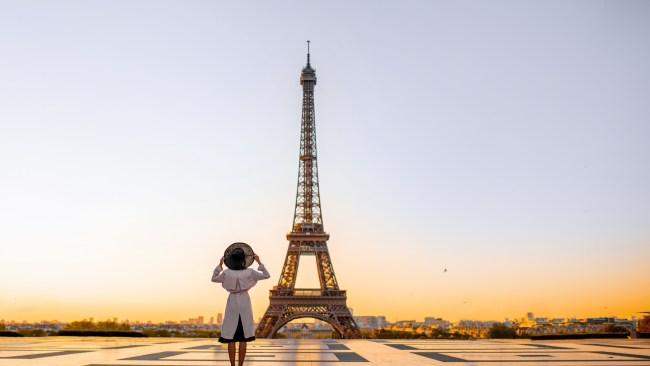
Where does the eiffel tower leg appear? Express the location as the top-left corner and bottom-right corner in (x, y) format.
(315, 251), (339, 289)
(256, 304), (283, 338)
(278, 253), (299, 288)
(337, 315), (362, 338)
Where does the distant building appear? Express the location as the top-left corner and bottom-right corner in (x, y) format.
(424, 317), (452, 330)
(638, 313), (650, 334)
(454, 320), (498, 338)
(377, 316), (387, 328)
(516, 314), (636, 337)
(392, 320), (417, 329)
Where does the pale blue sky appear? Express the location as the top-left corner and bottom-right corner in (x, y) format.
(1, 1), (649, 322)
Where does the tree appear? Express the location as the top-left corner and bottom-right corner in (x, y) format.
(64, 318), (130, 331)
(488, 323), (517, 339)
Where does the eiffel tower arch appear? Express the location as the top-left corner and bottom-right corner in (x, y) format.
(256, 43), (361, 339)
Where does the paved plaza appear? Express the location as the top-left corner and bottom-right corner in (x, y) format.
(1, 337), (650, 365)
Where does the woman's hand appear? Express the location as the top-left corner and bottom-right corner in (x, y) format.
(219, 256), (225, 266)
(253, 254), (261, 264)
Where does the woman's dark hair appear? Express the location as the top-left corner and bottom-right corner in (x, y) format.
(230, 248), (246, 270)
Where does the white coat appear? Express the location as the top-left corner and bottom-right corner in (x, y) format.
(211, 262), (271, 339)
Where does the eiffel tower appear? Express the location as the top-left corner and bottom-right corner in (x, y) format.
(256, 42), (361, 339)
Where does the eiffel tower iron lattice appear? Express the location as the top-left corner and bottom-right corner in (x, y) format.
(256, 43), (361, 339)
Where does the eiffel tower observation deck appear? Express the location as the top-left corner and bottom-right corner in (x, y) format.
(256, 42), (361, 338)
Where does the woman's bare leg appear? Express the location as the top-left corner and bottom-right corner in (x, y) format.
(227, 343), (236, 366)
(238, 341), (247, 366)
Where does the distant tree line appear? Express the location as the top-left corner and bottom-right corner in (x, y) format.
(64, 319), (131, 331)
(363, 328), (473, 339)
(354, 323), (519, 339)
(141, 329), (220, 338)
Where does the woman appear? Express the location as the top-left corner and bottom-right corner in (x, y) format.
(211, 246), (270, 366)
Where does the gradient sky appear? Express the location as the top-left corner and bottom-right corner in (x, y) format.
(1, 1), (649, 324)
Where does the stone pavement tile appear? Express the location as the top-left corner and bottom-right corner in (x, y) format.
(1, 337), (650, 366)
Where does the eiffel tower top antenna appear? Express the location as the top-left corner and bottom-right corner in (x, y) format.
(294, 40), (321, 232)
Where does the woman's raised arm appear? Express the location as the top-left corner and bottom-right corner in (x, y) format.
(251, 255), (271, 280)
(211, 256), (226, 283)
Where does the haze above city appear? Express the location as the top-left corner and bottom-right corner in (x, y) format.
(1, 1), (649, 323)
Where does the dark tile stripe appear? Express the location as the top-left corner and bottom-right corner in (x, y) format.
(414, 352), (650, 363)
(120, 351), (185, 360)
(518, 354), (553, 357)
(413, 352), (467, 362)
(327, 343), (350, 350)
(334, 352), (369, 362)
(3, 350), (92, 359)
(403, 347), (560, 351)
(183, 344), (218, 350)
(385, 343), (416, 350)
(102, 345), (146, 349)
(523, 343), (574, 350)
(586, 343), (645, 349)
(593, 351), (650, 360)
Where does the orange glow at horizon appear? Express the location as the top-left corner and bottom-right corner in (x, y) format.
(2, 222), (649, 323)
